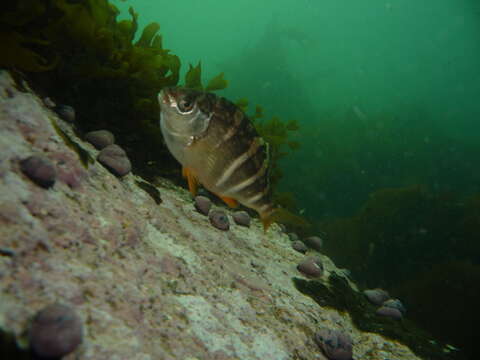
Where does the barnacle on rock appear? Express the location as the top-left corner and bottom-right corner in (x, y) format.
(20, 155), (57, 188)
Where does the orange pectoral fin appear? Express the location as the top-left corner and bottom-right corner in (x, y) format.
(218, 195), (239, 208)
(182, 167), (199, 196)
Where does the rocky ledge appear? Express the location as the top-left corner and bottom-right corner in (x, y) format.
(0, 71), (424, 360)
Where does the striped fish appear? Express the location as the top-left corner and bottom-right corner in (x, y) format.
(158, 86), (278, 230)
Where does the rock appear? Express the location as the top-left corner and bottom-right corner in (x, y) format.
(194, 195), (211, 215)
(85, 130), (115, 150)
(29, 303), (83, 358)
(97, 144), (131, 177)
(232, 211), (251, 227)
(209, 210), (229, 231)
(364, 288), (390, 305)
(297, 256), (323, 278)
(304, 236), (323, 251)
(292, 240), (308, 254)
(20, 155), (56, 188)
(315, 328), (353, 360)
(376, 306), (403, 320)
(55, 104), (75, 123)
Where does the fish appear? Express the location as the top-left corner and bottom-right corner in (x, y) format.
(158, 86), (283, 231)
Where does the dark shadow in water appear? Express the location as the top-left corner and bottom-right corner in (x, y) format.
(293, 273), (467, 360)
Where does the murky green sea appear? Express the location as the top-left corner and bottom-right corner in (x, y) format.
(115, 2), (479, 356)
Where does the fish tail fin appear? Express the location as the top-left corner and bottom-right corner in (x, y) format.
(260, 210), (276, 233)
(260, 207), (310, 233)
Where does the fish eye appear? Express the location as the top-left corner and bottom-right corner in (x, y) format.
(178, 98), (194, 112)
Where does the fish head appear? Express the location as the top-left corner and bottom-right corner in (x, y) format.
(158, 87), (212, 143)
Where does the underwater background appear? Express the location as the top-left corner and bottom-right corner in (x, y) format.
(113, 1), (479, 356)
(2, 0), (479, 358)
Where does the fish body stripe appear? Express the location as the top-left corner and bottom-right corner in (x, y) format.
(247, 191), (266, 204)
(259, 203), (274, 213)
(224, 157), (268, 195)
(215, 137), (264, 188)
(213, 109), (244, 149)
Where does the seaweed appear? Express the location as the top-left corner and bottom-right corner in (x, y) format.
(205, 72), (228, 92)
(0, 31), (58, 72)
(0, 0), (181, 95)
(135, 22), (160, 47)
(184, 62), (203, 90)
(183, 61), (228, 92)
(0, 0), (182, 180)
(250, 109), (301, 189)
(235, 98), (249, 112)
(320, 185), (475, 288)
(319, 185), (480, 358)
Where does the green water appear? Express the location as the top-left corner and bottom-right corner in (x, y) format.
(116, 0), (480, 215)
(111, 1), (480, 358)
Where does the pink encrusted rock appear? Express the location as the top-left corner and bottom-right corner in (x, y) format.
(85, 130), (115, 150)
(97, 144), (131, 177)
(160, 255), (183, 277)
(315, 327), (353, 360)
(50, 150), (88, 189)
